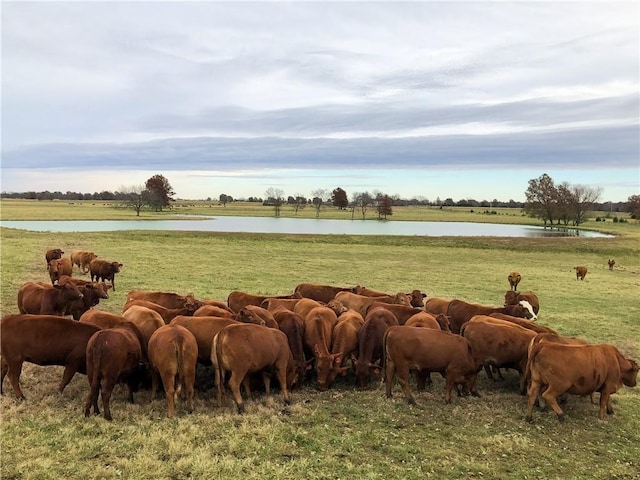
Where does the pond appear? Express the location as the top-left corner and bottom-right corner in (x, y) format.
(0, 216), (613, 238)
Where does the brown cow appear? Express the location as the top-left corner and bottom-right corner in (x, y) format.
(508, 271), (522, 291)
(193, 304), (235, 318)
(236, 305), (278, 328)
(504, 290), (540, 315)
(334, 291), (411, 316)
(293, 298), (324, 321)
(89, 259), (123, 291)
(489, 313), (556, 334)
(384, 326), (478, 404)
(446, 299), (534, 334)
(0, 314), (101, 399)
(424, 297), (452, 315)
(48, 257), (73, 284)
(212, 323), (296, 413)
(71, 250), (98, 273)
(123, 299), (199, 324)
(45, 248), (64, 266)
(79, 310), (128, 329)
(148, 324), (198, 418)
(364, 302), (424, 325)
(261, 297), (301, 313)
(404, 311), (440, 329)
(65, 282), (111, 320)
(83, 323), (145, 420)
(608, 259), (615, 271)
(461, 316), (536, 392)
(324, 309), (365, 389)
(525, 342), (639, 421)
(170, 316), (239, 365)
(126, 290), (199, 310)
(122, 305), (165, 347)
(352, 287), (426, 308)
(294, 283), (357, 303)
(326, 299), (348, 316)
(17, 276), (84, 316)
(227, 290), (297, 314)
(353, 307), (399, 389)
(574, 265), (588, 280)
(303, 306), (339, 391)
(273, 309), (308, 384)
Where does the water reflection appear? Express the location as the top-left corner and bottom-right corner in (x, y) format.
(0, 216), (613, 238)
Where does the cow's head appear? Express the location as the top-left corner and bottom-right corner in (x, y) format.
(237, 308), (265, 326)
(408, 290), (427, 308)
(54, 276), (84, 300)
(621, 358), (639, 387)
(519, 300), (537, 321)
(393, 292), (411, 306)
(111, 262), (123, 272)
(327, 299), (347, 316)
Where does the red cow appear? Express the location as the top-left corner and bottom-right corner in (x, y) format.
(303, 306), (339, 391)
(273, 309), (308, 385)
(123, 299), (199, 324)
(508, 271), (522, 291)
(504, 290), (540, 315)
(236, 305), (278, 328)
(83, 323), (145, 421)
(324, 309), (365, 388)
(170, 315), (239, 365)
(294, 283), (357, 303)
(148, 324), (198, 418)
(293, 298), (324, 321)
(525, 342), (638, 421)
(126, 290), (199, 310)
(48, 258), (73, 284)
(364, 302), (424, 325)
(1, 315), (100, 399)
(574, 266), (588, 280)
(261, 297), (302, 313)
(424, 297), (452, 315)
(212, 323), (296, 413)
(45, 248), (64, 266)
(71, 250), (98, 273)
(17, 276), (84, 316)
(122, 306), (166, 347)
(446, 299), (534, 334)
(89, 259), (123, 291)
(334, 291), (411, 316)
(384, 326), (479, 404)
(65, 282), (111, 320)
(353, 307), (399, 389)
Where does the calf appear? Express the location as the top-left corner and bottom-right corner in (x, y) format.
(89, 259), (123, 291)
(212, 323), (296, 413)
(508, 271), (522, 291)
(1, 315), (100, 399)
(353, 307), (398, 389)
(45, 248), (64, 267)
(574, 265), (588, 280)
(148, 324), (198, 418)
(48, 258), (73, 284)
(608, 259), (615, 271)
(71, 250), (98, 273)
(84, 323), (145, 421)
(525, 342), (638, 421)
(384, 327), (478, 404)
(17, 276), (84, 316)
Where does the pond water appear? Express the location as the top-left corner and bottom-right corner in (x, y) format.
(0, 216), (612, 238)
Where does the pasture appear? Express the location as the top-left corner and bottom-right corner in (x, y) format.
(1, 209), (639, 479)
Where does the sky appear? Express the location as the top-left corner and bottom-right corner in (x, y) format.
(2, 1), (638, 203)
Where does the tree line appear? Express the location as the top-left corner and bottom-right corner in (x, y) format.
(2, 172), (638, 221)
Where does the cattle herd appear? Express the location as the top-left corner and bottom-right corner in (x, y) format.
(1, 249), (637, 425)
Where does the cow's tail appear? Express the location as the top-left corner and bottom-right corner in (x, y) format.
(211, 332), (223, 407)
(174, 335), (186, 400)
(523, 337), (545, 389)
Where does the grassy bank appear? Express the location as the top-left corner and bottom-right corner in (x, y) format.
(1, 217), (639, 478)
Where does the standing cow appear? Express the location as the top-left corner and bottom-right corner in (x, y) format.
(90, 259), (123, 291)
(508, 272), (522, 291)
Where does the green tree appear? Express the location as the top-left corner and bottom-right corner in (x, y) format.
(145, 174), (175, 212)
(524, 173), (557, 225)
(331, 187), (349, 210)
(627, 194), (640, 219)
(376, 194), (393, 220)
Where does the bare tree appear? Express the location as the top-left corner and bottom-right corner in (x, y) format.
(311, 189), (327, 218)
(291, 194), (307, 215)
(352, 191), (373, 220)
(265, 187), (285, 217)
(118, 185), (147, 216)
(627, 194), (640, 219)
(571, 184), (602, 226)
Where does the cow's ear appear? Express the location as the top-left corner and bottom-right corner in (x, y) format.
(422, 293), (427, 298)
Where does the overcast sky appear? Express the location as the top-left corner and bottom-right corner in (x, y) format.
(2, 1), (638, 202)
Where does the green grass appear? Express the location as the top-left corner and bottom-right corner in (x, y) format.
(1, 206), (639, 479)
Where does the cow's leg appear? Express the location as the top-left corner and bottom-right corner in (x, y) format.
(599, 391), (613, 419)
(100, 377), (115, 421)
(540, 386), (564, 421)
(184, 374), (195, 414)
(149, 369), (159, 402)
(58, 365), (78, 393)
(84, 381), (100, 417)
(384, 358), (395, 399)
(396, 366), (415, 405)
(6, 361), (25, 400)
(242, 376), (253, 401)
(162, 370), (176, 418)
(275, 361), (290, 406)
(483, 363), (496, 381)
(262, 373), (272, 396)
(414, 369), (431, 391)
(228, 371), (246, 414)
(111, 276), (116, 292)
(0, 357), (8, 395)
(525, 379), (542, 421)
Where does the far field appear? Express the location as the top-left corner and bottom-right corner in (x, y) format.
(1, 200), (639, 479)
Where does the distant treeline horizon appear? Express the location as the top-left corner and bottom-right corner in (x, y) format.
(0, 189), (630, 213)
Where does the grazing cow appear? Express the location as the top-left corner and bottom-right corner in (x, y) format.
(273, 309), (308, 384)
(79, 310), (128, 329)
(446, 299), (534, 334)
(71, 250), (98, 273)
(126, 290), (199, 310)
(326, 299), (348, 316)
(303, 306), (339, 391)
(353, 307), (399, 389)
(294, 283), (358, 303)
(212, 323), (296, 413)
(608, 259), (615, 271)
(261, 297), (301, 313)
(122, 306), (165, 347)
(334, 291), (411, 317)
(508, 271), (522, 291)
(170, 316), (239, 365)
(0, 315), (101, 399)
(404, 311), (441, 329)
(48, 258), (73, 284)
(236, 305), (278, 328)
(324, 309), (365, 389)
(293, 298), (324, 321)
(574, 265), (588, 280)
(227, 291), (297, 314)
(89, 259), (123, 291)
(525, 342), (639, 421)
(489, 313), (556, 334)
(384, 326), (478, 404)
(17, 276), (84, 316)
(84, 323), (145, 421)
(424, 297), (452, 316)
(123, 299), (199, 324)
(193, 304), (235, 318)
(364, 302), (424, 325)
(504, 290), (540, 315)
(461, 316), (537, 393)
(148, 324), (198, 418)
(45, 248), (64, 266)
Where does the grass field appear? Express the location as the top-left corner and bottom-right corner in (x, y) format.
(1, 202), (639, 479)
